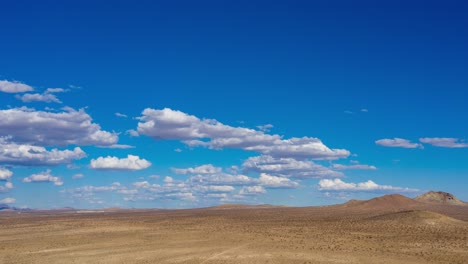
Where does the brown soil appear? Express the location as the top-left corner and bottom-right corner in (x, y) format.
(1, 197), (467, 264)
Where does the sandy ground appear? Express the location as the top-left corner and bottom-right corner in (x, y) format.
(1, 203), (467, 264)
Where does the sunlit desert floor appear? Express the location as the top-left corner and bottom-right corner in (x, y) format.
(1, 198), (467, 264)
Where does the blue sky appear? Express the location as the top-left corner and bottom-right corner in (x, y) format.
(1, 1), (467, 209)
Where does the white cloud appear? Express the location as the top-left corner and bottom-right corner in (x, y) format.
(115, 112), (128, 118)
(15, 87), (69, 103)
(165, 192), (197, 201)
(258, 173), (299, 189)
(243, 155), (343, 179)
(0, 107), (118, 147)
(375, 138), (423, 149)
(318, 179), (419, 193)
(174, 148), (182, 153)
(46, 88), (68, 93)
(206, 193), (228, 198)
(0, 197), (16, 204)
(90, 155), (151, 171)
(0, 182), (13, 193)
(16, 93), (61, 103)
(137, 108), (349, 160)
(330, 164), (377, 170)
(72, 173), (84, 179)
(198, 185), (235, 193)
(239, 186), (266, 195)
(172, 164), (222, 175)
(188, 173), (255, 186)
(0, 139), (86, 166)
(344, 110), (353, 114)
(257, 124), (273, 132)
(419, 137), (468, 148)
(102, 144), (135, 149)
(0, 167), (13, 181)
(0, 80), (33, 93)
(126, 129), (139, 137)
(23, 169), (63, 186)
(361, 109), (368, 112)
(133, 181), (154, 189)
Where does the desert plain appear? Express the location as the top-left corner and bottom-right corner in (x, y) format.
(1, 192), (467, 264)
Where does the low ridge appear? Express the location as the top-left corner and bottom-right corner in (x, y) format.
(415, 191), (466, 206)
(346, 194), (420, 210)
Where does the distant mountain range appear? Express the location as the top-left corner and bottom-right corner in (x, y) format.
(1, 191), (465, 212)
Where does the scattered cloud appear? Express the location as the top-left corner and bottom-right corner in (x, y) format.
(0, 167), (13, 181)
(0, 182), (13, 193)
(419, 137), (468, 148)
(318, 179), (419, 193)
(258, 173), (299, 189)
(23, 169), (63, 186)
(257, 124), (273, 132)
(189, 173), (255, 186)
(115, 112), (128, 118)
(239, 186), (266, 195)
(0, 107), (118, 147)
(172, 164), (222, 175)
(375, 138), (423, 149)
(0, 197), (16, 204)
(174, 148), (182, 152)
(242, 155), (343, 179)
(46, 88), (68, 93)
(344, 110), (353, 114)
(72, 173), (84, 179)
(16, 93), (61, 103)
(90, 155), (151, 171)
(126, 129), (139, 137)
(361, 109), (368, 112)
(0, 80), (33, 93)
(137, 108), (349, 160)
(330, 164), (377, 170)
(0, 138), (86, 166)
(15, 87), (69, 103)
(103, 144), (135, 149)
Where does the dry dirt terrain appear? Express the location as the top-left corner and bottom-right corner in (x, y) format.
(1, 194), (467, 264)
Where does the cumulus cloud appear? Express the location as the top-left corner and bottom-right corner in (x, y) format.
(89, 155), (151, 171)
(258, 173), (299, 189)
(0, 182), (13, 193)
(0, 107), (118, 147)
(172, 164), (222, 175)
(137, 108), (349, 160)
(375, 138), (423, 149)
(16, 93), (61, 103)
(188, 173), (255, 186)
(243, 155), (343, 179)
(330, 164), (377, 170)
(0, 80), (33, 93)
(198, 185), (235, 193)
(318, 179), (419, 193)
(419, 137), (468, 148)
(0, 139), (86, 166)
(15, 87), (69, 103)
(239, 186), (266, 195)
(0, 197), (16, 204)
(23, 169), (63, 186)
(0, 167), (13, 181)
